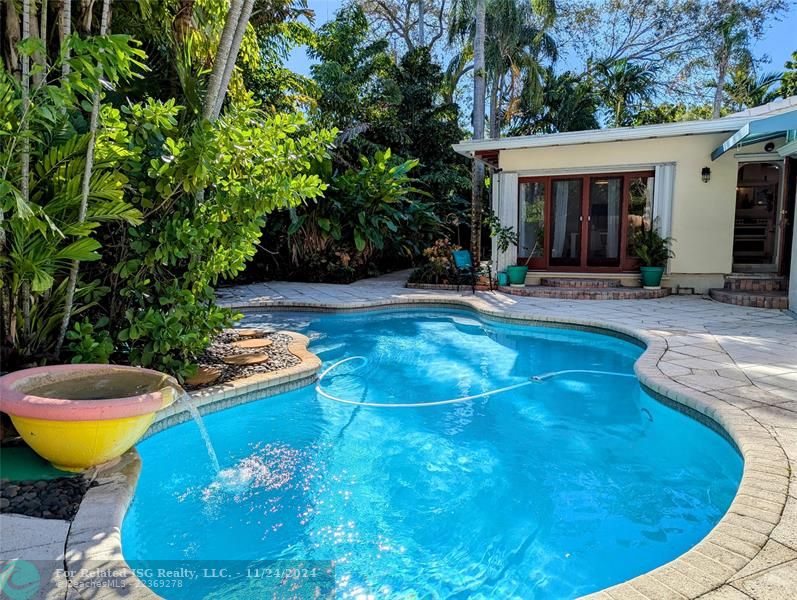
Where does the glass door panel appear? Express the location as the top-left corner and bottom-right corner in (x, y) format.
(626, 175), (655, 257)
(549, 179), (583, 267)
(519, 181), (545, 261)
(587, 176), (623, 267)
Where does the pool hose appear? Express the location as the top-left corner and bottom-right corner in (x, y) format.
(316, 357), (636, 408)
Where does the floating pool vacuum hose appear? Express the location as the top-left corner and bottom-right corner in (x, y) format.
(316, 357), (636, 408)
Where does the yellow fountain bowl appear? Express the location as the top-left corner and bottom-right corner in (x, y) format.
(9, 413), (158, 473)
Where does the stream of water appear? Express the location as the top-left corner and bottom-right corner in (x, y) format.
(175, 391), (220, 472)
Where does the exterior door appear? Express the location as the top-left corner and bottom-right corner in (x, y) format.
(517, 171), (654, 271)
(549, 178), (584, 267)
(587, 176), (623, 267)
(733, 161), (783, 272)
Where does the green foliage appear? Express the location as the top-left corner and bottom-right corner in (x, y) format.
(274, 148), (439, 283)
(782, 51), (797, 98)
(408, 238), (461, 285)
(309, 5), (399, 133)
(483, 211), (517, 254)
(632, 103), (715, 125)
(630, 222), (675, 267)
(66, 318), (114, 364)
(246, 18), (469, 285)
(94, 98), (334, 379)
(1, 34), (146, 366)
(593, 58), (657, 127)
(510, 70), (599, 134)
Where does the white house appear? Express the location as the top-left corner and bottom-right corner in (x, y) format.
(453, 97), (797, 308)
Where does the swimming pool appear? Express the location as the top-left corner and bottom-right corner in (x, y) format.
(122, 309), (742, 599)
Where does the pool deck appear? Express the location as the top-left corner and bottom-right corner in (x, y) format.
(3, 270), (796, 599)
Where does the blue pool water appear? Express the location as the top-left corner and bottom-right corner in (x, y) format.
(122, 309), (742, 599)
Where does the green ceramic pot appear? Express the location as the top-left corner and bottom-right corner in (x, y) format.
(506, 265), (528, 286)
(640, 266), (665, 288)
(497, 271), (509, 286)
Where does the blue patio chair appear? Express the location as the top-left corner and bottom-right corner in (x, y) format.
(451, 250), (493, 294)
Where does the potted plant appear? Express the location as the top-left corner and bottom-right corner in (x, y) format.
(485, 212), (520, 286)
(630, 222), (674, 289)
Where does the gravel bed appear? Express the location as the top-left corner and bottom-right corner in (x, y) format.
(0, 476), (93, 520)
(187, 330), (301, 390)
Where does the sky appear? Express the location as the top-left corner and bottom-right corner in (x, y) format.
(286, 1), (796, 86)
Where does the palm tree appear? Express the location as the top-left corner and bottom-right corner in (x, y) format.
(511, 69), (598, 134)
(725, 63), (782, 110)
(471, 0), (485, 258)
(709, 8), (749, 118)
(594, 58), (656, 127)
(483, 0), (556, 138)
(449, 0), (555, 259)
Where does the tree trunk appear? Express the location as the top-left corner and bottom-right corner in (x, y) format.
(20, 0), (31, 335)
(54, 0), (110, 357)
(212, 0), (255, 120)
(470, 0), (486, 261)
(713, 54), (728, 118)
(61, 0), (72, 77)
(30, 0), (44, 86)
(78, 0), (95, 34)
(203, 0), (244, 121)
(4, 0), (21, 78)
(489, 73), (499, 139)
(40, 0), (49, 68)
(417, 0), (425, 47)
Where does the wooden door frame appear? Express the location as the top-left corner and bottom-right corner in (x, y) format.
(779, 157), (797, 276)
(517, 170), (655, 272)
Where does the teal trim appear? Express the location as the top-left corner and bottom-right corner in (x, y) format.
(711, 110), (797, 160)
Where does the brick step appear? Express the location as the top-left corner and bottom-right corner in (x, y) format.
(709, 288), (788, 309)
(499, 286), (669, 300)
(724, 274), (787, 292)
(539, 277), (624, 288)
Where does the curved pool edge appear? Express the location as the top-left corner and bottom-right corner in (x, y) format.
(67, 299), (790, 600)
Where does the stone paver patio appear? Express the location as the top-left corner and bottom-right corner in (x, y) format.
(3, 270), (796, 599)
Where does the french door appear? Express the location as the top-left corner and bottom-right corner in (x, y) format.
(518, 172), (654, 271)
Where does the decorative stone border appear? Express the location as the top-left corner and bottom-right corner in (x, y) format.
(144, 331), (320, 439)
(67, 299), (790, 600)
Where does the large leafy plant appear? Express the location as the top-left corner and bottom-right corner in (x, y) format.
(0, 34), (146, 366)
(98, 98), (334, 379)
(630, 222), (674, 267)
(281, 148), (440, 282)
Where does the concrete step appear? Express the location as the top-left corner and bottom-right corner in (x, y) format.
(539, 277), (623, 288)
(709, 288), (788, 309)
(499, 286), (670, 300)
(724, 274), (787, 292)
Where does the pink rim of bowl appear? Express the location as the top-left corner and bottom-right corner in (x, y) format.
(0, 364), (178, 421)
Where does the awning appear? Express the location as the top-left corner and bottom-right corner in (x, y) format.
(711, 110), (797, 160)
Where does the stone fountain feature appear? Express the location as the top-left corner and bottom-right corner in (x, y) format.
(0, 364), (179, 472)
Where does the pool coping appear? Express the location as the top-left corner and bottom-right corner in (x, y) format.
(66, 297), (791, 600)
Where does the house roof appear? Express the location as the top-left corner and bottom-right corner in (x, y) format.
(452, 96), (797, 166)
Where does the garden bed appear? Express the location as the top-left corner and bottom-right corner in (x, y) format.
(186, 330), (302, 389)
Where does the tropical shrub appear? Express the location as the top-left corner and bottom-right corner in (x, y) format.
(90, 98), (334, 379)
(408, 238), (461, 285)
(252, 148), (440, 283)
(630, 222), (675, 267)
(0, 34), (146, 368)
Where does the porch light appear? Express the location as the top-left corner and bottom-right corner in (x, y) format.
(701, 167), (711, 183)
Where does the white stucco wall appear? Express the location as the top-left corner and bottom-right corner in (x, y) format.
(497, 133), (745, 276)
